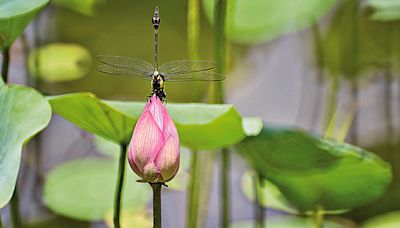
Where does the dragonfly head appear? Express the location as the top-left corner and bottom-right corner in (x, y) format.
(152, 6), (160, 29)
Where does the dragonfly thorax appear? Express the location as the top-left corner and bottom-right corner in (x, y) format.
(151, 72), (166, 102)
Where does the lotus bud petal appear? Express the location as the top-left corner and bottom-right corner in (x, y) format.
(128, 95), (180, 183)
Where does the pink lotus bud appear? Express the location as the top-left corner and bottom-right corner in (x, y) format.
(128, 95), (180, 183)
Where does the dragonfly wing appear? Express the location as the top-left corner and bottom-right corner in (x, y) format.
(97, 63), (152, 80)
(97, 55), (154, 76)
(163, 71), (225, 82)
(159, 60), (216, 76)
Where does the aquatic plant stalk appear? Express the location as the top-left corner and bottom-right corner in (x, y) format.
(0, 214), (3, 228)
(188, 0), (200, 61)
(314, 206), (324, 228)
(220, 148), (230, 228)
(187, 0), (202, 101)
(186, 150), (200, 228)
(254, 173), (265, 228)
(186, 0), (211, 227)
(212, 0), (230, 227)
(150, 183), (162, 228)
(10, 183), (21, 228)
(1, 47), (10, 83)
(113, 144), (128, 228)
(323, 75), (339, 132)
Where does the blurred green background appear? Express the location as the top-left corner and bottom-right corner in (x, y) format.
(3, 0), (400, 227)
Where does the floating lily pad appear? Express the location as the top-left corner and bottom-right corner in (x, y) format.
(362, 210), (400, 228)
(241, 171), (296, 213)
(0, 0), (49, 50)
(367, 0), (400, 21)
(28, 43), (92, 82)
(43, 158), (152, 221)
(202, 0), (336, 44)
(104, 208), (152, 228)
(0, 79), (51, 208)
(48, 92), (262, 150)
(230, 216), (349, 228)
(237, 127), (392, 212)
(21, 216), (90, 228)
(52, 0), (106, 16)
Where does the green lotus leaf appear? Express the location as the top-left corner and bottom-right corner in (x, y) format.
(241, 171), (296, 213)
(43, 158), (152, 221)
(47, 92), (262, 150)
(104, 208), (151, 228)
(362, 211), (400, 228)
(367, 0), (400, 21)
(20, 216), (89, 228)
(28, 43), (92, 82)
(0, 0), (49, 50)
(0, 79), (51, 208)
(52, 0), (106, 16)
(230, 216), (349, 228)
(202, 0), (336, 44)
(237, 127), (392, 212)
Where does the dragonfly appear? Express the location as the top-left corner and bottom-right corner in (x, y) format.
(97, 6), (225, 102)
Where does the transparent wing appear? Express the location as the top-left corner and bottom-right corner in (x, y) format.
(159, 60), (216, 77)
(97, 63), (153, 80)
(97, 55), (154, 77)
(163, 71), (225, 82)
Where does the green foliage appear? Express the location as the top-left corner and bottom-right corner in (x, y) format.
(43, 158), (152, 221)
(21, 216), (90, 228)
(0, 0), (49, 50)
(28, 43), (92, 82)
(367, 0), (400, 22)
(322, 0), (400, 79)
(237, 127), (392, 212)
(52, 0), (106, 16)
(48, 92), (262, 149)
(202, 0), (336, 44)
(0, 79), (51, 208)
(104, 209), (152, 228)
(230, 216), (349, 228)
(241, 171), (296, 213)
(362, 211), (400, 228)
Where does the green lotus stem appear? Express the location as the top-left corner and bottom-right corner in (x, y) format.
(212, 0), (229, 227)
(314, 206), (324, 228)
(211, 0), (227, 103)
(1, 47), (10, 83)
(186, 0), (203, 220)
(323, 75), (339, 132)
(187, 0), (202, 101)
(254, 173), (265, 228)
(113, 144), (128, 228)
(350, 82), (358, 143)
(150, 183), (162, 228)
(188, 0), (200, 61)
(186, 151), (200, 228)
(0, 213), (3, 228)
(220, 148), (230, 228)
(10, 183), (21, 228)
